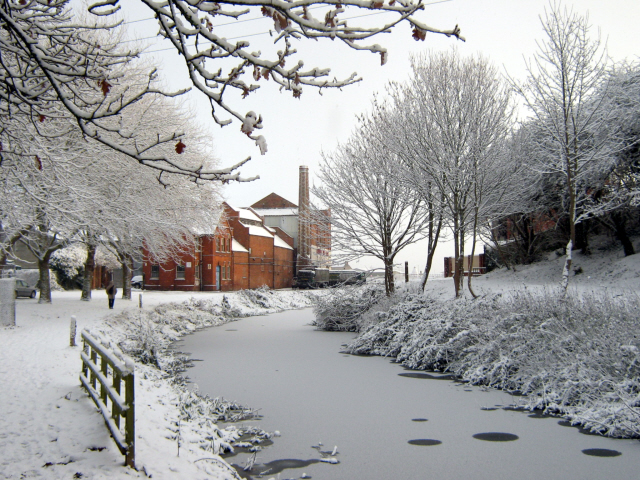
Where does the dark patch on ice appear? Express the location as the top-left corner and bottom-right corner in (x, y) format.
(582, 448), (622, 457)
(481, 407), (498, 411)
(557, 420), (601, 436)
(527, 411), (552, 419)
(225, 329), (238, 331)
(398, 372), (455, 380)
(408, 439), (442, 446)
(578, 426), (603, 436)
(86, 446), (106, 452)
(232, 458), (321, 478)
(222, 439), (274, 458)
(502, 406), (527, 413)
(473, 432), (519, 442)
(411, 418), (429, 422)
(463, 389), (473, 392)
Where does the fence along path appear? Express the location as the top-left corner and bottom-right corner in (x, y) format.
(80, 329), (135, 468)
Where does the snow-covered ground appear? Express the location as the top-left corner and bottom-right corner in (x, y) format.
(2, 239), (639, 479)
(0, 289), (314, 480)
(427, 239), (640, 297)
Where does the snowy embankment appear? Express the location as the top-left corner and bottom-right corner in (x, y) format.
(314, 245), (640, 439)
(0, 288), (315, 480)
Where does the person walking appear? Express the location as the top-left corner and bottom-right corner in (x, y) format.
(106, 280), (117, 309)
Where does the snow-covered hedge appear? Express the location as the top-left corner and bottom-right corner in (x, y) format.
(92, 288), (314, 477)
(312, 284), (387, 331)
(341, 287), (640, 438)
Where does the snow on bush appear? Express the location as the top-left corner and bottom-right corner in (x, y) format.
(89, 288), (314, 475)
(340, 287), (640, 438)
(312, 284), (386, 331)
(51, 244), (86, 279)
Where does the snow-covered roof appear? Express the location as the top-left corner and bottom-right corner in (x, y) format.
(248, 225), (274, 238)
(274, 235), (293, 250)
(237, 208), (262, 223)
(227, 204), (263, 223)
(232, 239), (248, 253)
(253, 208), (298, 217)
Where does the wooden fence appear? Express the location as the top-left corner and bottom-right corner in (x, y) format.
(80, 330), (135, 468)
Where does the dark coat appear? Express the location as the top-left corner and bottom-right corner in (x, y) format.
(106, 283), (116, 299)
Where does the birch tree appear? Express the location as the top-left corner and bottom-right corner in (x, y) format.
(512, 4), (617, 291)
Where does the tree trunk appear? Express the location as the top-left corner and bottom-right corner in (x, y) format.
(81, 243), (96, 301)
(575, 220), (590, 255)
(420, 197), (443, 291)
(612, 211), (635, 256)
(467, 209), (479, 299)
(561, 239), (572, 292)
(384, 256), (395, 296)
(121, 255), (132, 300)
(38, 257), (52, 304)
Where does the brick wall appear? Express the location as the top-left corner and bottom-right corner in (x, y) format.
(248, 235), (274, 289)
(251, 192), (297, 209)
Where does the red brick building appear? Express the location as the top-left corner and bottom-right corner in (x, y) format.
(142, 203), (295, 291)
(251, 166), (331, 272)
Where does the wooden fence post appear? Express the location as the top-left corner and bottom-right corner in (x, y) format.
(70, 316), (77, 347)
(125, 369), (135, 468)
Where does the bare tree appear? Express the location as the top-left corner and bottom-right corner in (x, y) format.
(388, 49), (515, 297)
(314, 112), (430, 295)
(1, 86), (222, 302)
(512, 4), (618, 291)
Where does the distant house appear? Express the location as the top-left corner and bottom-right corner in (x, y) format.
(142, 165), (331, 291)
(142, 203), (294, 291)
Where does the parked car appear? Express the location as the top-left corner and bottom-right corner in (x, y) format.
(15, 279), (37, 298)
(131, 275), (143, 289)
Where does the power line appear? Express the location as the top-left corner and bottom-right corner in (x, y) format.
(123, 0), (452, 50)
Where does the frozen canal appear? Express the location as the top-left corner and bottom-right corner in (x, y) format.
(177, 308), (640, 479)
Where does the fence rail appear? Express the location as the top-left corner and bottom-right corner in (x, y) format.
(80, 330), (135, 468)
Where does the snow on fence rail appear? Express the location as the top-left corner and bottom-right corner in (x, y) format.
(80, 329), (135, 468)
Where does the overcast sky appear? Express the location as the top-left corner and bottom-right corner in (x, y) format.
(121, 0), (640, 274)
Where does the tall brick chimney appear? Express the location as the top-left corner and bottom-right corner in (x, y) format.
(298, 165), (310, 267)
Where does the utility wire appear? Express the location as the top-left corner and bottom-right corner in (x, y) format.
(123, 0), (452, 51)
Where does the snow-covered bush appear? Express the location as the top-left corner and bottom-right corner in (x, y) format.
(312, 284), (386, 331)
(346, 289), (640, 438)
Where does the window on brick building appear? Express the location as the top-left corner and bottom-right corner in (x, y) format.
(151, 265), (160, 279)
(226, 265), (231, 279)
(216, 238), (220, 252)
(176, 265), (186, 280)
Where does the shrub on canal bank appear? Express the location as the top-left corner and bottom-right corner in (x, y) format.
(311, 284), (387, 331)
(334, 287), (640, 438)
